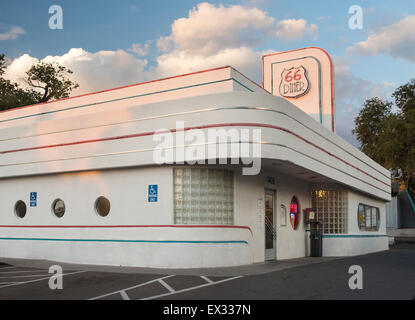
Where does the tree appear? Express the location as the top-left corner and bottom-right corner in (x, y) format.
(0, 54), (41, 110)
(0, 53), (79, 111)
(353, 79), (415, 193)
(25, 61), (79, 103)
(390, 80), (415, 191)
(352, 97), (392, 165)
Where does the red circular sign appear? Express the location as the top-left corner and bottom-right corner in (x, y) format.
(290, 196), (300, 230)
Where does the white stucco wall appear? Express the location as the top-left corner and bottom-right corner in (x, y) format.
(0, 166), (252, 268)
(0, 167), (173, 226)
(0, 164), (390, 267)
(234, 169), (311, 262)
(322, 190), (388, 257)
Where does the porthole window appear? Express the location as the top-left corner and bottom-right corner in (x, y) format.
(15, 200), (27, 218)
(95, 196), (110, 217)
(52, 199), (66, 218)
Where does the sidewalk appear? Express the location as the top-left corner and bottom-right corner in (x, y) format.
(387, 228), (415, 245)
(0, 256), (342, 277)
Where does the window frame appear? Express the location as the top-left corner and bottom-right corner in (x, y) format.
(311, 190), (348, 234)
(51, 198), (66, 218)
(95, 196), (111, 217)
(357, 203), (380, 231)
(14, 200), (27, 219)
(173, 167), (235, 225)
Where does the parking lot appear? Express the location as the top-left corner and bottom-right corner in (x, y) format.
(0, 245), (414, 300)
(0, 263), (243, 300)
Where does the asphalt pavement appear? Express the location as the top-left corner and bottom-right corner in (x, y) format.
(0, 244), (413, 300)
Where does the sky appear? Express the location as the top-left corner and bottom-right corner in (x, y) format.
(1, 0), (414, 146)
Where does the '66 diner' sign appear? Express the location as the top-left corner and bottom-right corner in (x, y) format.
(263, 48), (336, 133)
(279, 66), (310, 99)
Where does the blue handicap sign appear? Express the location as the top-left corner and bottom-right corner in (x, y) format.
(30, 192), (37, 207)
(148, 185), (158, 202)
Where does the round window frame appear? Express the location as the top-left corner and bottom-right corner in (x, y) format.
(14, 200), (27, 219)
(95, 196), (111, 217)
(51, 198), (66, 218)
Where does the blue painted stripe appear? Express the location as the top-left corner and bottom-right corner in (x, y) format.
(405, 189), (415, 214)
(0, 78), (253, 124)
(232, 78), (255, 92)
(0, 237), (248, 245)
(322, 234), (388, 238)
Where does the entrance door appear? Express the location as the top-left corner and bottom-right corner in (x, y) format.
(265, 189), (276, 260)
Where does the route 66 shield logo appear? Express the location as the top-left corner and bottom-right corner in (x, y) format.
(279, 66), (310, 98)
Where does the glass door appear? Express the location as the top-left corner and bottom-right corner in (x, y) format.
(265, 189), (276, 260)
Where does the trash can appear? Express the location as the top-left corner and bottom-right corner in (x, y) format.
(310, 230), (323, 257)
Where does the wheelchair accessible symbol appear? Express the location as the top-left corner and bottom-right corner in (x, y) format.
(30, 192), (37, 207)
(148, 185), (158, 203)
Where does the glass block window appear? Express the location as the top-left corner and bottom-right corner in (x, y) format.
(312, 190), (348, 234)
(174, 168), (234, 225)
(358, 204), (380, 231)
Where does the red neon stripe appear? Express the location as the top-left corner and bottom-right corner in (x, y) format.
(0, 122), (390, 188)
(262, 47), (336, 132)
(0, 224), (253, 235)
(0, 66), (232, 115)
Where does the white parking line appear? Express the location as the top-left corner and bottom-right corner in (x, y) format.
(0, 270), (46, 274)
(142, 276), (243, 300)
(89, 275), (175, 300)
(119, 290), (130, 300)
(158, 279), (175, 293)
(200, 276), (213, 283)
(0, 271), (86, 289)
(0, 274), (49, 279)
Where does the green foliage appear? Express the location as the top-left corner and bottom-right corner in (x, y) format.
(0, 53), (79, 110)
(352, 97), (392, 165)
(26, 61), (79, 103)
(0, 54), (5, 76)
(354, 79), (415, 192)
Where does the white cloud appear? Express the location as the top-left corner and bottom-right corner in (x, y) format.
(274, 19), (318, 41)
(3, 53), (38, 85)
(169, 2), (275, 55)
(128, 42), (151, 56)
(149, 2), (284, 83)
(150, 3), (317, 82)
(0, 26), (26, 41)
(4, 48), (148, 95)
(318, 16), (331, 21)
(333, 57), (396, 147)
(156, 36), (173, 52)
(348, 15), (415, 63)
(154, 47), (262, 82)
(3, 3), (320, 100)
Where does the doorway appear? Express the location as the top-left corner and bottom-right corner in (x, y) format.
(265, 189), (276, 260)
